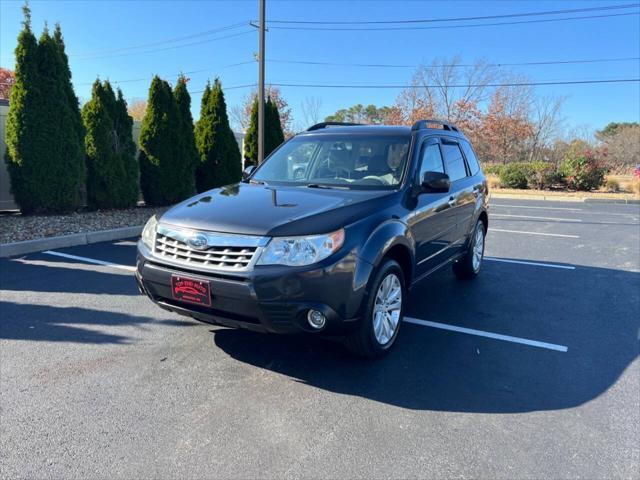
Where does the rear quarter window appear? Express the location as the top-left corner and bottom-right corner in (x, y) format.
(441, 141), (468, 182)
(460, 140), (481, 175)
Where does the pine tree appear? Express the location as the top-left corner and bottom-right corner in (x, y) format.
(243, 96), (286, 166)
(243, 97), (259, 166)
(5, 3), (41, 213)
(113, 88), (139, 206)
(82, 80), (138, 209)
(265, 96), (285, 157)
(195, 78), (242, 192)
(6, 10), (84, 214)
(139, 76), (195, 206)
(172, 75), (197, 198)
(53, 23), (84, 156)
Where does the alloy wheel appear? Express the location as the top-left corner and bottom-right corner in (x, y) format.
(372, 273), (402, 346)
(472, 225), (485, 272)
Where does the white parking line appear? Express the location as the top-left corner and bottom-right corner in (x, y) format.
(492, 213), (582, 222)
(485, 257), (576, 270)
(491, 203), (639, 218)
(490, 228), (579, 238)
(491, 203), (582, 212)
(404, 317), (568, 352)
(43, 251), (136, 272)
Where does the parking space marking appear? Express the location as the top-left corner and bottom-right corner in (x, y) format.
(43, 250), (136, 272)
(491, 203), (583, 212)
(490, 228), (579, 238)
(485, 257), (576, 270)
(492, 213), (582, 222)
(404, 317), (568, 352)
(491, 203), (639, 218)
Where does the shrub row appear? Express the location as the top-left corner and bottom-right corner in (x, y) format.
(5, 6), (257, 213)
(486, 151), (607, 192)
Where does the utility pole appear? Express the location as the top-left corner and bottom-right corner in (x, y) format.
(258, 0), (266, 164)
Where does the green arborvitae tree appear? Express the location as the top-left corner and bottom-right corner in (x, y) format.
(6, 12), (85, 214)
(195, 78), (242, 192)
(172, 75), (197, 197)
(113, 88), (139, 206)
(82, 80), (138, 209)
(53, 23), (84, 157)
(139, 76), (194, 206)
(265, 96), (285, 156)
(243, 96), (286, 166)
(6, 8), (84, 213)
(243, 97), (259, 166)
(5, 3), (41, 213)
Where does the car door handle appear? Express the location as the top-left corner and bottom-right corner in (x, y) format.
(448, 196), (456, 207)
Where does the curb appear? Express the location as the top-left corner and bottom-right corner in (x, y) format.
(490, 192), (640, 204)
(583, 198), (640, 205)
(0, 226), (142, 258)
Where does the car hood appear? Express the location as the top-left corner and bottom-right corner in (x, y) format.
(159, 182), (397, 236)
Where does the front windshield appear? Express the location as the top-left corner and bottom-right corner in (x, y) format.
(251, 133), (411, 189)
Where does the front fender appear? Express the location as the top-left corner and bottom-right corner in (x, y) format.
(357, 219), (415, 272)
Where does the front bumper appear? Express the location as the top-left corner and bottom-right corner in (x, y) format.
(136, 242), (373, 335)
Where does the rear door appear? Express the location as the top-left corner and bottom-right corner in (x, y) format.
(409, 137), (459, 277)
(440, 138), (476, 246)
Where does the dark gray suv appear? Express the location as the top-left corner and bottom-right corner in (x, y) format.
(136, 119), (489, 357)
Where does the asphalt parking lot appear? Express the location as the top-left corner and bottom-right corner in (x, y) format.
(1, 198), (639, 479)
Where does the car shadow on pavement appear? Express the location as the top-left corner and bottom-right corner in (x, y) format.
(0, 255), (139, 296)
(212, 263), (639, 413)
(0, 301), (195, 344)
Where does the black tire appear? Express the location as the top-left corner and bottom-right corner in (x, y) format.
(453, 219), (486, 280)
(344, 259), (405, 358)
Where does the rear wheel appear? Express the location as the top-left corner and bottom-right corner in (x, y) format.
(453, 219), (486, 279)
(344, 259), (405, 358)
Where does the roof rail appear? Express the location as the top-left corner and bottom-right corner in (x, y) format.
(411, 119), (460, 133)
(307, 121), (363, 131)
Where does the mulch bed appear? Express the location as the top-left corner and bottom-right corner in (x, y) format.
(0, 207), (168, 244)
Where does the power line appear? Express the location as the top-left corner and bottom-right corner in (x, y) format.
(75, 61), (255, 86)
(73, 29), (256, 60)
(257, 78), (640, 89)
(70, 21), (249, 57)
(265, 3), (639, 24)
(3, 78), (639, 91)
(268, 57), (640, 69)
(266, 12), (640, 31)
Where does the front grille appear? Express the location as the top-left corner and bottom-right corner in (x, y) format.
(154, 233), (259, 271)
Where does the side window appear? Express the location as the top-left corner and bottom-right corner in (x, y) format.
(419, 142), (445, 180)
(460, 140), (481, 175)
(441, 141), (468, 182)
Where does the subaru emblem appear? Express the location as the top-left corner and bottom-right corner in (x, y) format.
(187, 234), (208, 250)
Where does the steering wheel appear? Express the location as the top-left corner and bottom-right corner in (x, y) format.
(360, 176), (387, 186)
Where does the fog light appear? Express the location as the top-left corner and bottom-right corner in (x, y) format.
(307, 309), (326, 329)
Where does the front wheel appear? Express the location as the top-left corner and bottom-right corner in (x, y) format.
(344, 259), (405, 358)
(453, 219), (486, 280)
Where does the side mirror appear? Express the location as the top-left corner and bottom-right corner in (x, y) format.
(242, 165), (256, 180)
(421, 171), (451, 193)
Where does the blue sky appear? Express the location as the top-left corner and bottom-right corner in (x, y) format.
(1, 0), (639, 134)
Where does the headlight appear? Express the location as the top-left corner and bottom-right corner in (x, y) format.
(257, 229), (345, 266)
(141, 215), (158, 250)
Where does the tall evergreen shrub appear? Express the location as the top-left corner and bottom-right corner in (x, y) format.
(5, 6), (84, 213)
(195, 78), (242, 192)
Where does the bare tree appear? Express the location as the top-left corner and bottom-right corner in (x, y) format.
(526, 95), (565, 162)
(127, 99), (147, 121)
(410, 56), (498, 122)
(300, 96), (323, 128)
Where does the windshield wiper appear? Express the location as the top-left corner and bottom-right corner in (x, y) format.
(306, 183), (347, 190)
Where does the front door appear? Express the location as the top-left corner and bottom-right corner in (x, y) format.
(408, 138), (459, 278)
